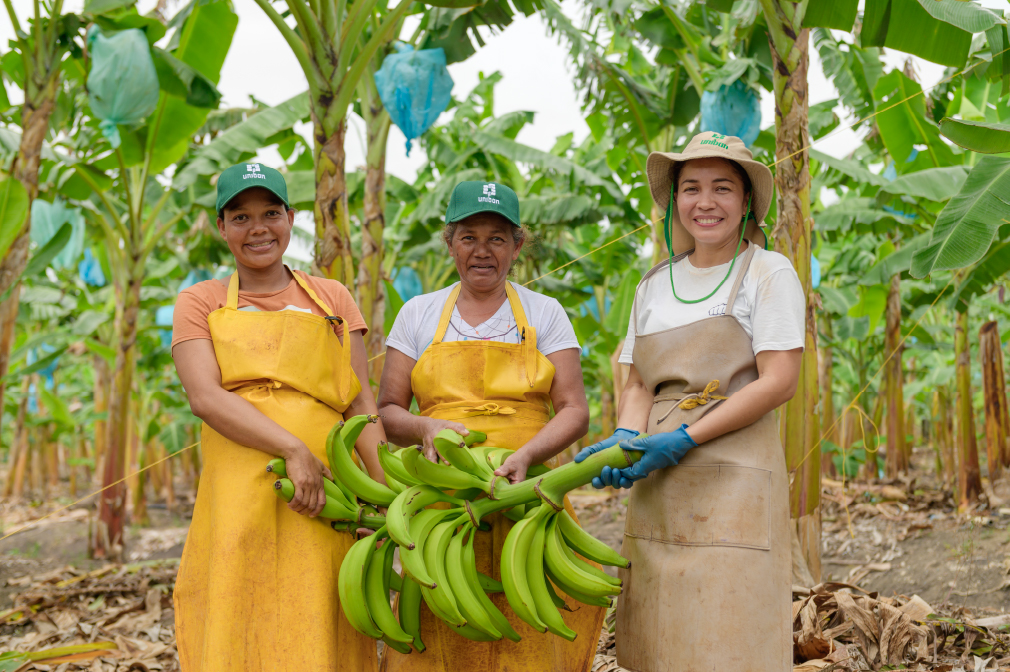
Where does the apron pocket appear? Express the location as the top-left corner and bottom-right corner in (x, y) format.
(626, 464), (772, 550)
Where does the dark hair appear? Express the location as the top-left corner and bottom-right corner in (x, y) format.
(670, 158), (752, 201)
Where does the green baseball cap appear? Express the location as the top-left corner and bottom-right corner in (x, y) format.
(216, 162), (289, 212)
(444, 181), (520, 227)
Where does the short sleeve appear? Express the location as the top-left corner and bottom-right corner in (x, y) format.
(750, 267), (805, 354)
(532, 297), (580, 356)
(171, 287), (216, 349)
(618, 312), (636, 365)
(385, 298), (423, 361)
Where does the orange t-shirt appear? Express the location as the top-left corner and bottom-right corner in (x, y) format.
(171, 270), (367, 350)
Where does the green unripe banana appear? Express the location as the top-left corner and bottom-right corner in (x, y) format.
(525, 508), (577, 641)
(272, 478), (357, 520)
(556, 510), (630, 569)
(267, 459), (356, 509)
(326, 421), (397, 507)
(398, 574), (425, 653)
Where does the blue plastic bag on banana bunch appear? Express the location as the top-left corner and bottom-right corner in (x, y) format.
(78, 249), (106, 287)
(374, 43), (453, 155)
(29, 198), (84, 269)
(700, 80), (761, 148)
(86, 25), (160, 149)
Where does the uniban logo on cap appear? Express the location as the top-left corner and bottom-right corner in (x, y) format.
(699, 133), (730, 150)
(478, 183), (500, 205)
(244, 163), (266, 180)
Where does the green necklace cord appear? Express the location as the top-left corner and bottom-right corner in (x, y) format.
(665, 182), (752, 305)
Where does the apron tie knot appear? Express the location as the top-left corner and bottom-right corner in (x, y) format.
(461, 403), (517, 417)
(678, 380), (727, 410)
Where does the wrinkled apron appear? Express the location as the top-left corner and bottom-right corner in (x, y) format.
(381, 282), (605, 672)
(615, 245), (791, 672)
(174, 270), (377, 672)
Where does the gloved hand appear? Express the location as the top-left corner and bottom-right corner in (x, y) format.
(573, 428), (640, 490)
(616, 424), (698, 487)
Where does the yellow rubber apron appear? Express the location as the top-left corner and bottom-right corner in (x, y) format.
(174, 269), (377, 672)
(381, 282), (605, 672)
(615, 245), (792, 672)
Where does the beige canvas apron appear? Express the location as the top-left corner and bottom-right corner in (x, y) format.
(615, 244), (791, 672)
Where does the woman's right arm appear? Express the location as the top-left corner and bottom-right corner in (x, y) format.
(377, 348), (468, 462)
(614, 365), (654, 433)
(173, 339), (330, 518)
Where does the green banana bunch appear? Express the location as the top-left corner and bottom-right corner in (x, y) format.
(266, 417), (641, 647)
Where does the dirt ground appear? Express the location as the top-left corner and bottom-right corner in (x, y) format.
(1, 449), (1009, 670)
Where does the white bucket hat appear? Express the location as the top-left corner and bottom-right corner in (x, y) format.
(647, 131), (775, 255)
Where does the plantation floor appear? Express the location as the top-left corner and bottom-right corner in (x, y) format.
(0, 470), (1009, 669)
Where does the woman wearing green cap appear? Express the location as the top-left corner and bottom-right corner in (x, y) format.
(575, 132), (804, 671)
(170, 162), (386, 672)
(377, 181), (604, 672)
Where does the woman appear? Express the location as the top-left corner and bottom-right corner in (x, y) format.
(378, 181), (604, 672)
(171, 162), (386, 672)
(576, 132), (804, 672)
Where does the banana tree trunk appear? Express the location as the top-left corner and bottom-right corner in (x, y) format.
(818, 320), (836, 477)
(0, 89), (58, 428)
(760, 0), (820, 584)
(884, 273), (907, 476)
(955, 308), (982, 510)
(358, 108), (391, 382)
(980, 320), (1008, 492)
(935, 386), (956, 486)
(3, 377), (31, 497)
(94, 270), (142, 559)
(313, 117), (356, 289)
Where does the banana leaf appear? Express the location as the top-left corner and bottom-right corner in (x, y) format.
(910, 156), (1010, 277)
(0, 177), (29, 262)
(949, 240), (1010, 307)
(938, 117), (1010, 154)
(803, 0), (857, 31)
(877, 166), (968, 201)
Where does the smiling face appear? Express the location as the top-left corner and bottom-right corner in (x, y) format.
(216, 188), (294, 271)
(447, 213), (523, 294)
(675, 157), (751, 250)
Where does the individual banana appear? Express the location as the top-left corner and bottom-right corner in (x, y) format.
(544, 567), (613, 609)
(398, 574), (426, 653)
(401, 446), (490, 493)
(420, 518), (468, 627)
(499, 515), (547, 633)
(337, 529), (385, 639)
(557, 527), (622, 588)
(340, 414), (378, 455)
(542, 516), (620, 599)
(266, 459), (357, 510)
(544, 575), (571, 611)
(445, 525), (502, 639)
(326, 422), (396, 507)
(399, 508), (457, 589)
(385, 472), (409, 495)
(556, 510), (630, 569)
(434, 430), (495, 480)
(377, 443), (423, 487)
(477, 572), (503, 594)
(462, 429), (488, 447)
(525, 508), (577, 641)
(462, 527), (521, 642)
(272, 478), (357, 520)
(364, 539), (413, 645)
(387, 484), (463, 552)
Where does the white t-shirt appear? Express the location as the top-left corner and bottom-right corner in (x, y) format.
(386, 281), (581, 361)
(619, 245), (805, 365)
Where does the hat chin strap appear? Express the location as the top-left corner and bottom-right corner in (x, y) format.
(665, 185), (752, 305)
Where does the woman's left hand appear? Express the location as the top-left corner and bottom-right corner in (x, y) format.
(494, 451), (533, 484)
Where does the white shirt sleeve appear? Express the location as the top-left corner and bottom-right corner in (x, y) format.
(750, 267), (806, 354)
(618, 311), (636, 365)
(384, 296), (424, 361)
(528, 295), (581, 356)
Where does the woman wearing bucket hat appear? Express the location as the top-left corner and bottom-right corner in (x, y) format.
(574, 132), (804, 671)
(377, 180), (605, 672)
(170, 163), (386, 671)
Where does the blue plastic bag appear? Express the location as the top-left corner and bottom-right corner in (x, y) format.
(374, 44), (454, 155)
(700, 80), (761, 148)
(86, 26), (160, 148)
(30, 199), (84, 269)
(811, 254), (821, 289)
(391, 266), (423, 303)
(156, 305), (175, 348)
(79, 249), (106, 287)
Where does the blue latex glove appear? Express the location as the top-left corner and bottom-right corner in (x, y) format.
(616, 424), (698, 487)
(573, 428), (640, 490)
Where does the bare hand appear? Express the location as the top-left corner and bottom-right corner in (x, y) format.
(420, 418), (469, 463)
(284, 444), (330, 518)
(494, 451), (532, 485)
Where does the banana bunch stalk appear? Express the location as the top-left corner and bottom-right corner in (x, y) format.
(319, 420), (641, 648)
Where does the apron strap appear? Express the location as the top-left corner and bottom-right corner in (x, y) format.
(226, 271), (240, 309)
(432, 284), (463, 345)
(505, 282), (538, 388)
(724, 243), (757, 318)
(225, 267), (336, 315)
(290, 268), (337, 315)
